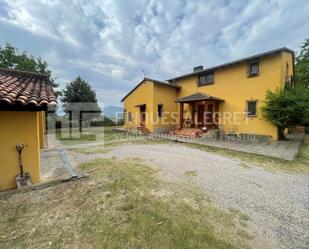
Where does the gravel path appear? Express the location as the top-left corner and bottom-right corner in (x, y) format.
(69, 143), (309, 249)
(165, 133), (303, 161)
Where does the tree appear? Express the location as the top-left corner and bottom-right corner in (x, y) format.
(61, 76), (101, 128)
(262, 85), (309, 140)
(295, 38), (309, 87)
(61, 76), (99, 103)
(0, 43), (59, 95)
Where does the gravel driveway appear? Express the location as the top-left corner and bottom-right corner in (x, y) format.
(70, 143), (309, 249)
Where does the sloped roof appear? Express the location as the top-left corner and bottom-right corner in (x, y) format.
(168, 47), (294, 82)
(121, 77), (180, 102)
(0, 68), (57, 109)
(175, 92), (224, 103)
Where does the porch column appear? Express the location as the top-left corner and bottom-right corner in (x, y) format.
(180, 102), (184, 129)
(191, 102), (195, 128)
(203, 101), (207, 127)
(215, 102), (219, 129)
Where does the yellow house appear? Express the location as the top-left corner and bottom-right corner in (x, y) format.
(0, 68), (57, 191)
(122, 48), (295, 140)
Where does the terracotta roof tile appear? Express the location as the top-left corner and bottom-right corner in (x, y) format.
(0, 68), (57, 108)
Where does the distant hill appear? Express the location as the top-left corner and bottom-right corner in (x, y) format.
(103, 105), (123, 119)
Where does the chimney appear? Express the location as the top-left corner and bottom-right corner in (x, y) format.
(193, 65), (203, 72)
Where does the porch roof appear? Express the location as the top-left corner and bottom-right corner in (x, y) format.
(134, 104), (146, 108)
(175, 92), (224, 103)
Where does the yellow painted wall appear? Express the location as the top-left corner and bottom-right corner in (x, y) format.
(0, 111), (41, 191)
(38, 111), (45, 148)
(174, 52), (291, 140)
(124, 80), (180, 132)
(280, 51), (294, 87)
(124, 80), (154, 131)
(153, 84), (178, 132)
(123, 51), (294, 140)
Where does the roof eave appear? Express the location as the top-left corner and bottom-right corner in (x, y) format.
(167, 47), (294, 82)
(121, 77), (180, 102)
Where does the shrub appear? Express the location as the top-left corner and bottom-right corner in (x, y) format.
(262, 85), (309, 140)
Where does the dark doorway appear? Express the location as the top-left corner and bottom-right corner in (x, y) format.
(140, 105), (146, 127)
(206, 104), (213, 127)
(198, 104), (214, 128)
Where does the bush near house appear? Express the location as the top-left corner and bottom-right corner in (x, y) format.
(262, 85), (309, 140)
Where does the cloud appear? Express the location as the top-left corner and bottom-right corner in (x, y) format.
(0, 0), (308, 106)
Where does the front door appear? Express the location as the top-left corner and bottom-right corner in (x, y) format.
(140, 105), (146, 127)
(206, 104), (213, 129)
(197, 104), (214, 128)
(198, 105), (204, 127)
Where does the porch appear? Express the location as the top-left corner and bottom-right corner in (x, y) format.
(175, 92), (224, 132)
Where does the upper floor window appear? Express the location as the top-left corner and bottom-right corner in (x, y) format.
(248, 62), (259, 77)
(247, 100), (257, 116)
(198, 72), (214, 86)
(158, 104), (163, 117)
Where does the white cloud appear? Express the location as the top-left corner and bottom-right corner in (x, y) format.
(0, 0), (308, 106)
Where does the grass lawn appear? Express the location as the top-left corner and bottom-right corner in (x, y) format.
(55, 126), (135, 146)
(70, 138), (168, 154)
(187, 135), (309, 173)
(0, 158), (251, 249)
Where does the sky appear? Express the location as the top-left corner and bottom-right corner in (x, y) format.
(0, 0), (308, 107)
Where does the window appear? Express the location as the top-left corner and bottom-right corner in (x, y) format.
(248, 62), (259, 77)
(158, 104), (163, 117)
(247, 101), (257, 116)
(128, 112), (132, 122)
(198, 72), (214, 86)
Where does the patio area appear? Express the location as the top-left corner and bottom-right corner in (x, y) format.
(159, 132), (304, 161)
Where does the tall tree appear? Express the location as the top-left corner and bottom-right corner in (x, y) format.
(61, 76), (101, 127)
(262, 86), (309, 140)
(61, 76), (99, 103)
(295, 38), (309, 87)
(0, 43), (59, 96)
